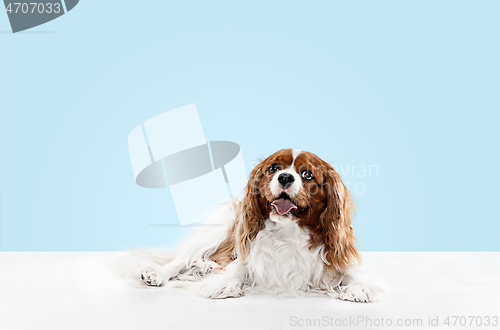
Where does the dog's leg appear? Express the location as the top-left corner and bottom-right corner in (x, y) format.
(138, 260), (186, 287)
(194, 259), (247, 299)
(138, 202), (237, 287)
(337, 267), (385, 303)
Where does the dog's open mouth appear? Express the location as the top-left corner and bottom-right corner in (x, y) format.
(271, 193), (298, 216)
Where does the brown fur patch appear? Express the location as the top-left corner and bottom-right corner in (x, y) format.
(294, 152), (360, 270)
(210, 221), (237, 267)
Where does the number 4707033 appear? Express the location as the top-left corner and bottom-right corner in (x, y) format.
(5, 2), (61, 14)
(444, 316), (498, 327)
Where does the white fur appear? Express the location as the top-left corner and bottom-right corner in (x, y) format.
(128, 201), (383, 302)
(245, 220), (325, 296)
(269, 149), (303, 198)
(269, 211), (296, 223)
(193, 260), (246, 299)
(291, 149), (302, 165)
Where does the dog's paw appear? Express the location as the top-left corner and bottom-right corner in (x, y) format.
(339, 282), (384, 303)
(196, 276), (244, 299)
(139, 268), (163, 286)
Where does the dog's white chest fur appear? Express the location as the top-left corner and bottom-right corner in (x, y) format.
(245, 220), (323, 295)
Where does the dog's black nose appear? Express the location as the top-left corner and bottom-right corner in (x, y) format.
(278, 173), (295, 189)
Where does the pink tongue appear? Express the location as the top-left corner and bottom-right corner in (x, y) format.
(271, 198), (297, 215)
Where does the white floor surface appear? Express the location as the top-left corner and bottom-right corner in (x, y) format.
(0, 252), (499, 330)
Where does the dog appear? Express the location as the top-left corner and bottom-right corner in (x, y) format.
(134, 149), (383, 302)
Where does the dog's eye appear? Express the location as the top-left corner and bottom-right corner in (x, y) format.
(301, 170), (314, 181)
(268, 164), (280, 173)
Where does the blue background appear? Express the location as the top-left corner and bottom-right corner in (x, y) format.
(1, 1), (499, 251)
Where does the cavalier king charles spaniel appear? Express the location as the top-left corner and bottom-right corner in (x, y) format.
(135, 149), (383, 302)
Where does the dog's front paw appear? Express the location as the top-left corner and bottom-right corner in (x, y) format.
(339, 282), (383, 303)
(139, 268), (163, 286)
(196, 276), (244, 299)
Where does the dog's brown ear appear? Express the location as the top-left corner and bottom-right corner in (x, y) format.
(320, 164), (360, 271)
(235, 160), (266, 260)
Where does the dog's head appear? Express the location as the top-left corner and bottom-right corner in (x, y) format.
(237, 149), (359, 270)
